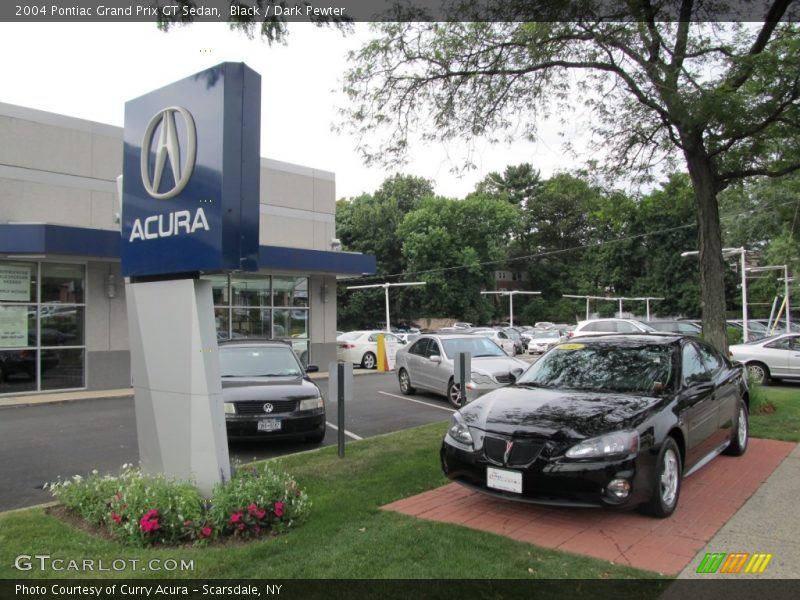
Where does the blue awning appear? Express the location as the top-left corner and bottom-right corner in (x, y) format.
(0, 224), (376, 276)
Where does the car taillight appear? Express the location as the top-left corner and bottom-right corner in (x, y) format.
(339, 343), (356, 349)
(567, 331), (574, 338)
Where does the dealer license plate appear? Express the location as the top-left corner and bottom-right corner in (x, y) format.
(257, 419), (282, 432)
(487, 467), (522, 494)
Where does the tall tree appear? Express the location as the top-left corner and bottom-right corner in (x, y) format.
(340, 4), (800, 351)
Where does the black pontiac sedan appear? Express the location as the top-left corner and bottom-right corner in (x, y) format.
(441, 334), (749, 517)
(219, 340), (326, 443)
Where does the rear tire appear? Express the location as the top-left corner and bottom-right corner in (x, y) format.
(724, 399), (749, 456)
(361, 352), (377, 370)
(639, 438), (682, 518)
(746, 361), (770, 385)
(398, 368), (416, 395)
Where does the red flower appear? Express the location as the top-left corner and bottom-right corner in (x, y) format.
(237, 523), (246, 531)
(247, 503), (258, 514)
(255, 509), (266, 520)
(139, 509), (161, 533)
(229, 512), (243, 524)
(201, 526), (213, 538)
(274, 501), (284, 518)
(254, 525), (262, 534)
(111, 512), (122, 525)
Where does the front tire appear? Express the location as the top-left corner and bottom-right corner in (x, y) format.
(361, 352), (377, 370)
(447, 378), (464, 409)
(640, 437), (682, 518)
(398, 368), (416, 395)
(746, 361), (770, 385)
(724, 400), (749, 456)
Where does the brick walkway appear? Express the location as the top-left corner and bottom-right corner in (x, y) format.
(383, 438), (796, 575)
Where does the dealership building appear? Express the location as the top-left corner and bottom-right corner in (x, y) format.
(0, 101), (375, 396)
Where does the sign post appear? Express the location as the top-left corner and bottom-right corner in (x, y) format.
(121, 63), (261, 495)
(454, 351), (471, 407)
(329, 362), (353, 457)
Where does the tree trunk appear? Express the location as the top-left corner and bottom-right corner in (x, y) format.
(683, 139), (729, 353)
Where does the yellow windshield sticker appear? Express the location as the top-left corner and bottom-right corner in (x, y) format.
(557, 343), (585, 350)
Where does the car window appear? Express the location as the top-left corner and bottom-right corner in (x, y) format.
(681, 343), (710, 385)
(696, 342), (724, 375)
(516, 342), (673, 395)
(427, 340), (442, 358)
(409, 338), (430, 356)
(497, 331), (508, 339)
(765, 336), (794, 350)
(582, 322), (603, 332)
(219, 346), (302, 378)
(617, 321), (639, 333)
(441, 337), (506, 358)
(338, 331), (362, 341)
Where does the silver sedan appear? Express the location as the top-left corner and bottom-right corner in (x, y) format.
(729, 333), (800, 384)
(394, 333), (529, 407)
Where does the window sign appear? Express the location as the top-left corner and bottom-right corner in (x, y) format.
(0, 263), (32, 302)
(0, 306), (28, 347)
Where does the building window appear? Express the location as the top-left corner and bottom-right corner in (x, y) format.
(0, 261), (86, 395)
(205, 274), (310, 366)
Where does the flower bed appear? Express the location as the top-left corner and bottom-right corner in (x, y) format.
(47, 464), (309, 547)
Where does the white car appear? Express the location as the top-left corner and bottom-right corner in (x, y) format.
(570, 318), (656, 337)
(729, 333), (800, 384)
(467, 328), (516, 355)
(526, 329), (563, 354)
(336, 330), (403, 369)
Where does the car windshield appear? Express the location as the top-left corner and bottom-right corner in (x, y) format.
(441, 337), (507, 358)
(338, 331), (363, 341)
(219, 347), (302, 377)
(516, 342), (673, 395)
(535, 331), (561, 339)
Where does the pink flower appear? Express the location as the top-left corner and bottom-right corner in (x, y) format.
(237, 523), (246, 531)
(111, 512), (122, 525)
(247, 503), (258, 514)
(139, 509), (161, 533)
(229, 512), (243, 524)
(274, 501), (284, 518)
(254, 509), (266, 520)
(201, 526), (213, 538)
(254, 525), (262, 534)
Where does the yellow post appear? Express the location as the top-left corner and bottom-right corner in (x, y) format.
(376, 334), (386, 372)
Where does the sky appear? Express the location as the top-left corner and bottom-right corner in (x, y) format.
(0, 21), (574, 200)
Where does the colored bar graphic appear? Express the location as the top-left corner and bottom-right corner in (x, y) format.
(696, 552), (772, 574)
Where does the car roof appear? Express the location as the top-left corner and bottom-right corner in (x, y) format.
(568, 332), (683, 344)
(218, 339), (293, 348)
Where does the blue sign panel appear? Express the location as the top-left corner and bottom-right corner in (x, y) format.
(121, 62), (260, 277)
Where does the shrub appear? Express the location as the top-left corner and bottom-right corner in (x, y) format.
(48, 463), (309, 547)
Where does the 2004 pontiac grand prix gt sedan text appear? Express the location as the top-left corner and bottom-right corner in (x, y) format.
(441, 334), (750, 518)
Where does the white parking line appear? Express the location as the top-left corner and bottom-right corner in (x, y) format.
(378, 391), (456, 413)
(325, 422), (363, 440)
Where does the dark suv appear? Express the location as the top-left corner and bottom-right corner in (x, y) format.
(219, 340), (325, 443)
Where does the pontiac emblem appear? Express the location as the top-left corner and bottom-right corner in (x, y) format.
(504, 440), (514, 465)
(263, 403), (274, 413)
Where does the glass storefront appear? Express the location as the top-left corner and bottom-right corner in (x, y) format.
(0, 261), (86, 395)
(206, 274), (310, 366)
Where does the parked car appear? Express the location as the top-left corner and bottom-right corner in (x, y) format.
(467, 328), (516, 355)
(502, 327), (527, 354)
(645, 320), (702, 336)
(441, 334), (749, 517)
(219, 340), (326, 443)
(571, 318), (656, 337)
(395, 333), (528, 408)
(0, 349), (59, 380)
(729, 333), (800, 384)
(336, 330), (404, 369)
(526, 329), (563, 354)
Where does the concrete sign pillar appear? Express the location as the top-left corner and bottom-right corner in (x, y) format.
(126, 278), (230, 495)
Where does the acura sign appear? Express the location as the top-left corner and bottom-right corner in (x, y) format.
(121, 63), (260, 278)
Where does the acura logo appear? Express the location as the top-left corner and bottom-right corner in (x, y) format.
(140, 106), (197, 200)
(263, 403), (274, 414)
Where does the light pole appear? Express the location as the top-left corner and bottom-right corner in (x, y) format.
(746, 265), (792, 334)
(681, 247), (748, 341)
(346, 281), (427, 332)
(480, 290), (541, 327)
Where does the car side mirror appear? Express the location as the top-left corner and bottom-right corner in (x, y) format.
(305, 364), (319, 373)
(510, 367), (524, 382)
(429, 355), (442, 363)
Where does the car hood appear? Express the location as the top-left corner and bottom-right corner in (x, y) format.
(460, 385), (663, 441)
(468, 355), (528, 373)
(222, 377), (321, 401)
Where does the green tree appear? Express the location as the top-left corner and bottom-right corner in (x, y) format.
(398, 195), (518, 323)
(340, 6), (800, 351)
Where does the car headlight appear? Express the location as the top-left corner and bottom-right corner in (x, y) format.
(446, 413), (474, 448)
(565, 430), (640, 459)
(470, 372), (493, 385)
(299, 396), (324, 411)
(224, 402), (236, 415)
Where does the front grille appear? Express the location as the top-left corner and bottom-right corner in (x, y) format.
(494, 373), (513, 384)
(484, 436), (544, 467)
(235, 400), (297, 415)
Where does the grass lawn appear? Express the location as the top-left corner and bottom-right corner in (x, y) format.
(0, 422), (657, 581)
(749, 383), (800, 442)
